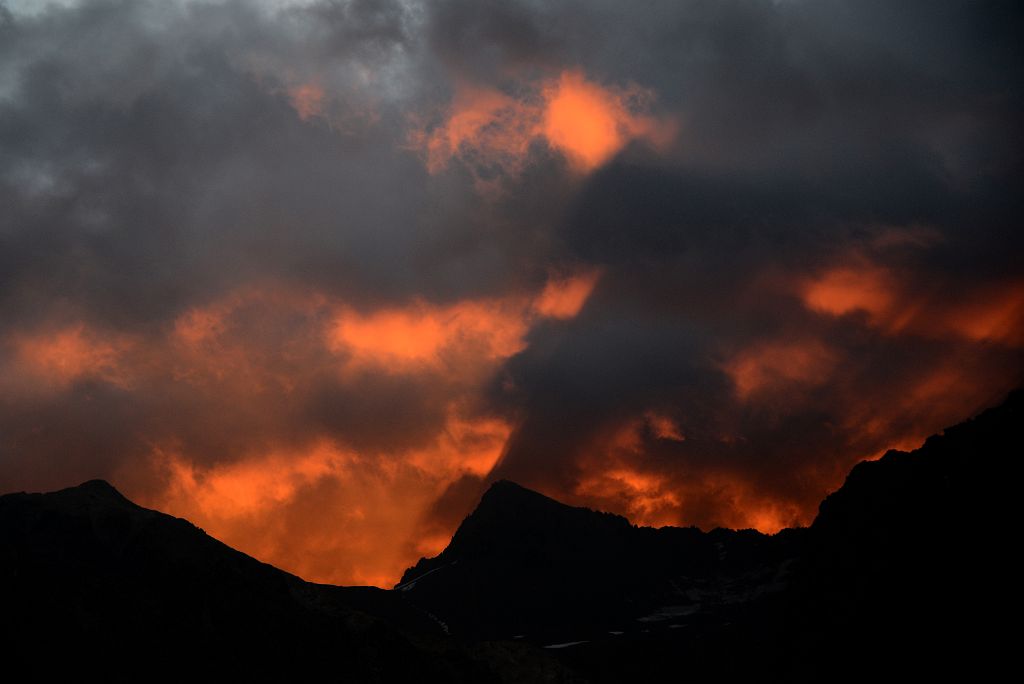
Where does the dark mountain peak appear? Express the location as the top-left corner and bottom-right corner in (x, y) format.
(461, 479), (631, 532)
(398, 478), (796, 638)
(77, 478), (119, 491)
(481, 478), (543, 501)
(475, 479), (604, 519)
(73, 478), (132, 502)
(0, 478), (142, 517)
(476, 479), (551, 513)
(447, 480), (630, 552)
(397, 481), (632, 589)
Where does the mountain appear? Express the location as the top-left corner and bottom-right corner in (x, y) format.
(785, 389), (1019, 679)
(2, 391), (1017, 682)
(0, 479), (577, 683)
(397, 479), (802, 642)
(399, 391), (1020, 680)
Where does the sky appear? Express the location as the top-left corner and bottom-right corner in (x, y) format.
(1, 0), (1022, 587)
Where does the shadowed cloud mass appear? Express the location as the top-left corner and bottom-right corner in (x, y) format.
(1, 0), (1021, 586)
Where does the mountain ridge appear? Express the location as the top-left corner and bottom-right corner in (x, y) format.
(393, 390), (1019, 679)
(2, 390), (1018, 681)
(0, 476), (578, 683)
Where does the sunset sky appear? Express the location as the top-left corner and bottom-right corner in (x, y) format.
(1, 0), (1022, 587)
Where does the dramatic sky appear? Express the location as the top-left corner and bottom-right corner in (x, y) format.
(2, 0), (1022, 587)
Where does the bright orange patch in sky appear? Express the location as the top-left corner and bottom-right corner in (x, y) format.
(405, 413), (511, 478)
(541, 70), (674, 171)
(802, 266), (893, 321)
(576, 467), (682, 528)
(329, 298), (530, 371)
(159, 443), (342, 519)
(413, 69), (675, 181)
(574, 461), (803, 534)
(803, 260), (1024, 348)
(542, 72), (622, 170)
(417, 83), (535, 176)
(570, 411), (809, 533)
(152, 443), (423, 587)
(743, 506), (792, 536)
(148, 407), (513, 587)
(333, 305), (451, 363)
(329, 270), (603, 371)
(533, 269), (602, 319)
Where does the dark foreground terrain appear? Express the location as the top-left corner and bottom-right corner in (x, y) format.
(2, 392), (1018, 681)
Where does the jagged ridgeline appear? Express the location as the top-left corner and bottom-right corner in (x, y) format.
(2, 392), (1018, 682)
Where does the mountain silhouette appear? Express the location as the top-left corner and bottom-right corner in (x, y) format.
(397, 479), (801, 643)
(0, 478), (576, 683)
(398, 391), (1019, 680)
(2, 391), (1018, 681)
(784, 389), (1018, 680)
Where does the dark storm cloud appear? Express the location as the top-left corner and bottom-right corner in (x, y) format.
(466, 0), (1024, 522)
(0, 0), (1021, 583)
(0, 0), (556, 331)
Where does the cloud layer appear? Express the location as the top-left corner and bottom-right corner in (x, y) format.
(1, 0), (1021, 586)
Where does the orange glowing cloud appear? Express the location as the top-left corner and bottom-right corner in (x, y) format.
(577, 467), (682, 528)
(724, 339), (836, 399)
(157, 442), (344, 520)
(541, 70), (675, 171)
(45, 273), (594, 587)
(332, 305), (451, 363)
(8, 263), (1009, 588)
(411, 70), (675, 182)
(802, 259), (1024, 348)
(940, 282), (1024, 347)
(574, 462), (806, 534)
(691, 473), (807, 533)
(560, 403), (836, 534)
(802, 266), (894, 321)
(328, 298), (530, 371)
(174, 305), (230, 347)
(842, 353), (1016, 463)
(150, 442), (432, 587)
(646, 412), (686, 442)
(146, 405), (513, 587)
(166, 288), (330, 396)
(329, 269), (602, 371)
(532, 269), (602, 319)
(415, 83), (537, 176)
(731, 496), (803, 534)
(405, 412), (512, 479)
(11, 324), (134, 389)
